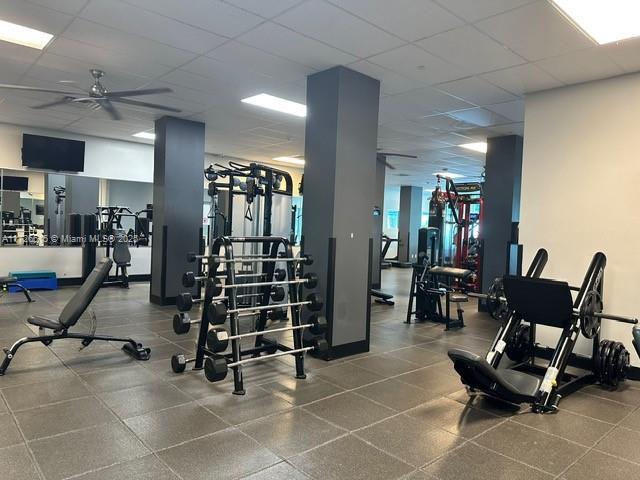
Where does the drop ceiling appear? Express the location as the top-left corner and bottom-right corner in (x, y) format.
(0, 0), (636, 189)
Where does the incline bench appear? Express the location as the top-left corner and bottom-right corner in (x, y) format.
(0, 258), (150, 375)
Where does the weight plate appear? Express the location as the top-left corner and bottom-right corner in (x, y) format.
(598, 340), (611, 383)
(580, 290), (603, 339)
(607, 342), (622, 388)
(600, 340), (614, 386)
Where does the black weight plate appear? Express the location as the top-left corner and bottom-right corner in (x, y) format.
(607, 342), (622, 388)
(598, 340), (612, 383)
(602, 340), (616, 387)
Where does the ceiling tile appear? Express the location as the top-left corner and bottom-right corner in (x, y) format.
(347, 60), (426, 95)
(475, 1), (593, 61)
(380, 86), (474, 121)
(484, 99), (524, 122)
(603, 37), (640, 73)
(447, 107), (511, 127)
(80, 0), (227, 54)
(25, 0), (88, 15)
(207, 41), (313, 82)
(46, 37), (173, 79)
(31, 53), (150, 90)
(436, 76), (516, 105)
(274, 0), (405, 57)
(0, 0), (73, 34)
(225, 0), (303, 18)
(417, 26), (526, 75)
(535, 48), (625, 85)
(0, 42), (41, 64)
(480, 62), (563, 95)
(368, 44), (468, 85)
(122, 0), (263, 38)
(237, 22), (357, 70)
(434, 0), (535, 22)
(63, 19), (197, 69)
(0, 58), (33, 83)
(327, 0), (464, 42)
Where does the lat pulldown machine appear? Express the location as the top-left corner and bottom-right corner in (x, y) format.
(449, 250), (638, 413)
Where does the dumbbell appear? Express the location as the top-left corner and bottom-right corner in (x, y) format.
(206, 322), (320, 353)
(308, 313), (328, 335)
(211, 293), (324, 324)
(203, 337), (329, 382)
(170, 353), (196, 373)
(173, 312), (200, 335)
(177, 292), (207, 312)
(182, 271), (205, 288)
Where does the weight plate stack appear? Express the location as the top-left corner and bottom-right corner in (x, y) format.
(597, 339), (630, 389)
(487, 278), (508, 321)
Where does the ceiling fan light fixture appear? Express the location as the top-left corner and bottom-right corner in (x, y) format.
(0, 19), (53, 50)
(133, 131), (155, 140)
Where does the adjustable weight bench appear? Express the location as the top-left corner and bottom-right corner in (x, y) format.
(0, 258), (150, 375)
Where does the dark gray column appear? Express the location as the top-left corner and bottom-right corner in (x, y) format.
(150, 116), (205, 305)
(302, 66), (380, 358)
(371, 155), (386, 289)
(481, 135), (523, 292)
(397, 185), (423, 263)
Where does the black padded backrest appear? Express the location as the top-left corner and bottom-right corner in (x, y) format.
(503, 275), (574, 329)
(58, 258), (113, 328)
(112, 241), (131, 265)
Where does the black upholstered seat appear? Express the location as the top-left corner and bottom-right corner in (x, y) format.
(448, 349), (541, 404)
(27, 258), (113, 332)
(428, 266), (472, 279)
(0, 276), (17, 284)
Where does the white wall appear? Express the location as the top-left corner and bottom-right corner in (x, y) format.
(521, 72), (640, 364)
(0, 123), (154, 182)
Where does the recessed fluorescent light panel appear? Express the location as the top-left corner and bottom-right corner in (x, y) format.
(433, 172), (463, 179)
(551, 0), (640, 45)
(273, 156), (305, 166)
(0, 19), (53, 49)
(459, 142), (487, 154)
(133, 131), (155, 140)
(242, 94), (307, 117)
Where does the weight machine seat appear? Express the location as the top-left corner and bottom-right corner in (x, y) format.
(428, 266), (472, 280)
(633, 327), (640, 358)
(112, 242), (131, 266)
(0, 276), (17, 285)
(448, 349), (541, 404)
(371, 289), (393, 300)
(28, 258), (113, 332)
(502, 276), (574, 328)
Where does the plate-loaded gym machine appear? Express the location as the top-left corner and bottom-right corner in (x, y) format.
(449, 250), (639, 413)
(170, 236), (327, 395)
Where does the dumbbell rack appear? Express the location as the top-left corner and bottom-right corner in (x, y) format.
(192, 236), (313, 395)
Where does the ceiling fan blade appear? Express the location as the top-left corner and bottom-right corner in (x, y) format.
(30, 97), (76, 110)
(96, 99), (122, 120)
(0, 83), (79, 95)
(384, 160), (396, 170)
(110, 97), (181, 112)
(377, 152), (418, 159)
(105, 87), (173, 98)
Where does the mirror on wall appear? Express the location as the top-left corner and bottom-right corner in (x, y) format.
(0, 169), (153, 247)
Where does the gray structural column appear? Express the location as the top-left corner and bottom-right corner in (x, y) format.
(150, 116), (205, 305)
(371, 155), (386, 289)
(481, 135), (523, 292)
(302, 66), (380, 358)
(397, 185), (423, 263)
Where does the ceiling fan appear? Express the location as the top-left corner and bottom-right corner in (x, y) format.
(376, 151), (418, 170)
(0, 69), (181, 120)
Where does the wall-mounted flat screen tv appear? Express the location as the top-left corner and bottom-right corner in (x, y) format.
(22, 134), (85, 172)
(2, 176), (28, 191)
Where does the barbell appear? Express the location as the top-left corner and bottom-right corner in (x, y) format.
(203, 337), (329, 382)
(207, 272), (318, 297)
(211, 293), (324, 324)
(206, 318), (326, 353)
(576, 290), (638, 339)
(467, 278), (508, 321)
(182, 268), (287, 288)
(187, 252), (313, 266)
